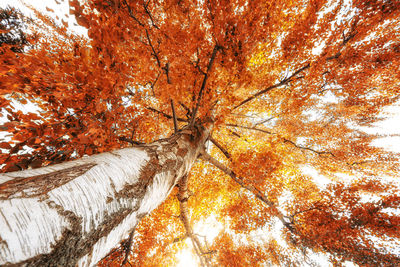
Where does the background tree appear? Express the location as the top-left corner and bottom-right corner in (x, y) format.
(1, 0), (400, 266)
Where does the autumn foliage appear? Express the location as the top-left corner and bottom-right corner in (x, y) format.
(1, 0), (400, 266)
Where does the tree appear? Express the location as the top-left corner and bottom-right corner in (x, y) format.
(1, 0), (400, 266)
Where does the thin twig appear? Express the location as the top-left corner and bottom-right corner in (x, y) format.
(122, 0), (145, 27)
(230, 130), (242, 138)
(173, 235), (188, 243)
(234, 63), (310, 110)
(225, 123), (274, 135)
(162, 63), (171, 84)
(283, 139), (335, 157)
(126, 87), (135, 96)
(225, 123), (335, 157)
(145, 29), (161, 67)
(230, 113), (261, 119)
(290, 203), (322, 219)
(147, 107), (187, 122)
(143, 1), (159, 29)
(179, 101), (192, 119)
(326, 28), (356, 61)
(255, 117), (274, 126)
(118, 136), (145, 145)
(149, 72), (161, 96)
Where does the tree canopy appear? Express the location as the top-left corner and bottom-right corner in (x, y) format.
(1, 0), (400, 266)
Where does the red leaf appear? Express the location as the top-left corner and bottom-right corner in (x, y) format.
(0, 142), (11, 149)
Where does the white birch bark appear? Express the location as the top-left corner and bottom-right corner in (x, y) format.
(0, 126), (210, 266)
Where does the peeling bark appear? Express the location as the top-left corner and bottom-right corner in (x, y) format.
(0, 163), (97, 200)
(0, 125), (210, 266)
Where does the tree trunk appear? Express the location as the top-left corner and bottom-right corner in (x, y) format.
(0, 125), (210, 266)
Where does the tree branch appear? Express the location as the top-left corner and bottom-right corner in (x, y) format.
(122, 0), (145, 27)
(226, 123), (334, 157)
(170, 99), (179, 133)
(147, 72), (160, 96)
(189, 44), (220, 127)
(200, 151), (297, 234)
(283, 139), (335, 157)
(121, 230), (135, 266)
(233, 63), (310, 110)
(162, 62), (171, 84)
(126, 87), (135, 97)
(145, 30), (171, 84)
(143, 1), (159, 29)
(145, 29), (161, 68)
(118, 136), (144, 145)
(209, 136), (231, 159)
(147, 107), (187, 122)
(229, 130), (243, 139)
(225, 123), (273, 135)
(177, 175), (212, 267)
(139, 29), (172, 88)
(290, 202), (322, 220)
(255, 117), (274, 126)
(172, 234), (188, 243)
(179, 101), (192, 119)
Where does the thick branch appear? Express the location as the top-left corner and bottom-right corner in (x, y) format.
(209, 136), (231, 159)
(177, 175), (212, 267)
(170, 100), (179, 133)
(234, 63), (310, 110)
(200, 152), (273, 205)
(200, 151), (297, 233)
(189, 45), (220, 127)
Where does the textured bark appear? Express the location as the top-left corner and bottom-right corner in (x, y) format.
(0, 125), (210, 266)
